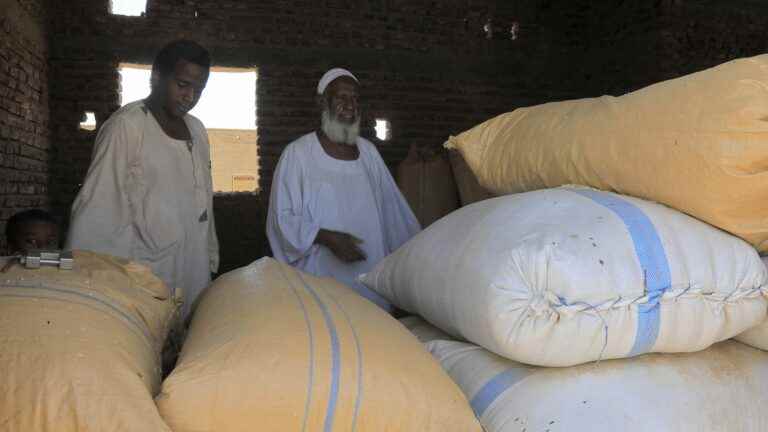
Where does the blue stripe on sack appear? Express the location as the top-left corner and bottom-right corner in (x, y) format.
(0, 284), (154, 350)
(470, 368), (529, 418)
(569, 188), (672, 356)
(326, 294), (364, 432)
(276, 263), (316, 432)
(296, 271), (342, 432)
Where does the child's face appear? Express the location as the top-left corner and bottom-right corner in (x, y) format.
(10, 221), (59, 254)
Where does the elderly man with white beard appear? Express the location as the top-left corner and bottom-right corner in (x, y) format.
(267, 68), (420, 311)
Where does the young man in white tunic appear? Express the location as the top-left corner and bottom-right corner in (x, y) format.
(267, 68), (420, 311)
(66, 40), (219, 320)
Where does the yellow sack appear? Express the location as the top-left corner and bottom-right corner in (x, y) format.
(156, 258), (481, 432)
(0, 250), (175, 432)
(446, 55), (768, 252)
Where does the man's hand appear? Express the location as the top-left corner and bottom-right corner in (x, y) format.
(315, 229), (367, 263)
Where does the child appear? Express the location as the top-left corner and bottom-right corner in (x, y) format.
(4, 209), (60, 255)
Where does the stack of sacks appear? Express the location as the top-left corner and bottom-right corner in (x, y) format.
(0, 250), (176, 431)
(430, 338), (768, 432)
(399, 315), (453, 343)
(736, 256), (768, 350)
(444, 54), (768, 354)
(380, 55), (768, 431)
(361, 187), (768, 367)
(399, 317), (768, 432)
(446, 149), (495, 206)
(445, 54), (768, 253)
(156, 257), (482, 432)
(396, 145), (460, 227)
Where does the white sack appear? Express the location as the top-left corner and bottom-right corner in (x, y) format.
(399, 315), (453, 344)
(735, 256), (768, 350)
(427, 339), (768, 432)
(362, 187), (768, 366)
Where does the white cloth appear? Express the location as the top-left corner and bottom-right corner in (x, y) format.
(66, 100), (219, 319)
(317, 68), (358, 94)
(267, 132), (420, 310)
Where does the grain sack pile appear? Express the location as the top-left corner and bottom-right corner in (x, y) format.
(446, 149), (494, 206)
(0, 250), (175, 432)
(446, 54), (768, 252)
(399, 315), (452, 344)
(738, 320), (768, 351)
(397, 145), (460, 227)
(428, 339), (768, 432)
(736, 256), (768, 350)
(156, 257), (481, 432)
(362, 187), (768, 367)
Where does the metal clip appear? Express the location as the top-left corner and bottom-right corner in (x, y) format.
(19, 250), (74, 270)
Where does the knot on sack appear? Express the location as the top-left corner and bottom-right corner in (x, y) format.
(528, 294), (555, 317)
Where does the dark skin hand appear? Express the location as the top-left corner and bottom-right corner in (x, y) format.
(315, 229), (367, 263)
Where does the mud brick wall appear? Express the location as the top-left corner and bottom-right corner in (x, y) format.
(0, 0), (50, 252)
(45, 0), (573, 269)
(0, 0), (756, 268)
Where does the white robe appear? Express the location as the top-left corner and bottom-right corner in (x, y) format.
(267, 132), (421, 310)
(66, 100), (219, 319)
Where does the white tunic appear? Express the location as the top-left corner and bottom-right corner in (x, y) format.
(267, 132), (420, 310)
(66, 100), (219, 319)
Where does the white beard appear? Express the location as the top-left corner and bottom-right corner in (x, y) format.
(321, 109), (360, 146)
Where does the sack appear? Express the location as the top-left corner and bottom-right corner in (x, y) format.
(447, 149), (495, 206)
(428, 339), (768, 432)
(397, 145), (460, 227)
(0, 251), (175, 431)
(399, 315), (452, 344)
(735, 257), (768, 350)
(362, 187), (767, 366)
(737, 322), (768, 351)
(156, 258), (481, 432)
(446, 55), (768, 252)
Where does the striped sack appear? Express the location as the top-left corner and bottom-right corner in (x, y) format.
(428, 339), (768, 432)
(362, 187), (768, 366)
(156, 258), (481, 432)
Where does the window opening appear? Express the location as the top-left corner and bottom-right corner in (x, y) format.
(79, 111), (96, 130)
(119, 63), (258, 192)
(375, 118), (390, 141)
(110, 0), (146, 16)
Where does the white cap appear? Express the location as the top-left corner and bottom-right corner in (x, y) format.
(317, 68), (358, 95)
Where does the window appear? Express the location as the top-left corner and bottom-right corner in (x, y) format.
(375, 118), (390, 141)
(79, 111), (96, 130)
(118, 64), (259, 192)
(110, 0), (146, 16)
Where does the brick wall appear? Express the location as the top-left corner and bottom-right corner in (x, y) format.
(35, 0), (768, 269)
(0, 0), (50, 252)
(47, 1), (563, 199)
(657, 1), (768, 81)
(48, 59), (120, 231)
(46, 0), (572, 270)
(212, 192), (266, 273)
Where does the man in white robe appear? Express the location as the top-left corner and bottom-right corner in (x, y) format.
(267, 68), (420, 311)
(67, 40), (219, 320)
